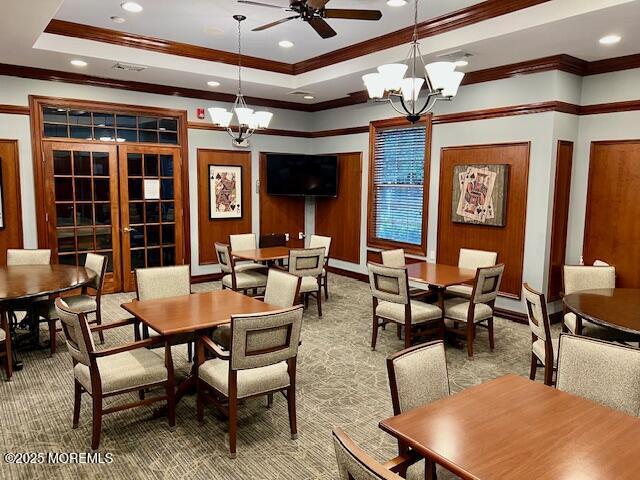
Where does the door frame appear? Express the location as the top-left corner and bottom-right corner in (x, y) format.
(29, 96), (190, 287)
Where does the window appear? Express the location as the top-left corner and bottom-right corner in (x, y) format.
(368, 117), (430, 254)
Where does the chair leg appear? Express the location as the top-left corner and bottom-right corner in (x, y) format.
(543, 358), (554, 386)
(426, 460), (437, 480)
(96, 310), (105, 345)
(324, 275), (329, 300)
(138, 389), (145, 400)
(404, 321), (411, 349)
(287, 386), (298, 440)
(228, 396), (238, 459)
(187, 342), (193, 363)
(316, 289), (323, 317)
(4, 334), (13, 383)
(267, 393), (273, 408)
(466, 322), (474, 358)
(91, 395), (103, 451)
(488, 317), (495, 351)
(529, 353), (537, 381)
(166, 381), (176, 432)
(73, 381), (82, 429)
(196, 380), (205, 425)
(48, 319), (58, 356)
(371, 316), (379, 351)
(396, 324), (402, 339)
(304, 294), (309, 309)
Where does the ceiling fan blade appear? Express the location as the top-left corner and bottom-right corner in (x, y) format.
(237, 0), (286, 9)
(307, 0), (330, 9)
(308, 17), (337, 39)
(252, 15), (299, 31)
(324, 9), (383, 21)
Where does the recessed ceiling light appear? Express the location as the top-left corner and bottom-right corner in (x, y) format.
(454, 60), (469, 67)
(387, 0), (407, 6)
(303, 95), (315, 100)
(110, 16), (126, 24)
(207, 80), (221, 88)
(70, 59), (88, 68)
(121, 2), (143, 13)
(599, 34), (621, 45)
(279, 40), (294, 48)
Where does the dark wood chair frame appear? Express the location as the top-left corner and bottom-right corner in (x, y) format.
(289, 249), (324, 317)
(523, 283), (556, 386)
(444, 264), (504, 358)
(0, 312), (13, 381)
(218, 243), (266, 297)
(56, 300), (176, 451)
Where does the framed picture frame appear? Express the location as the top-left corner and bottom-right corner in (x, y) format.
(209, 164), (242, 219)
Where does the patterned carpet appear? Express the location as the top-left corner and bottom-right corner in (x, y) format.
(0, 274), (543, 479)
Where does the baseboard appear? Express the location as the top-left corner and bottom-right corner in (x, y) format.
(325, 265), (368, 282)
(191, 273), (223, 284)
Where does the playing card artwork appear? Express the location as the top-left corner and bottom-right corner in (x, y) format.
(210, 165), (242, 219)
(452, 164), (509, 226)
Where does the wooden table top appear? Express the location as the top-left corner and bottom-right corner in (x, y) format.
(380, 375), (640, 480)
(406, 262), (476, 288)
(0, 265), (96, 302)
(232, 247), (290, 261)
(121, 290), (283, 335)
(563, 288), (640, 335)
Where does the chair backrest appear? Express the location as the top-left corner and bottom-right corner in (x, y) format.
(367, 262), (409, 305)
(563, 265), (615, 295)
(387, 341), (449, 415)
(229, 233), (257, 252)
(229, 306), (303, 371)
(7, 249), (51, 266)
(309, 235), (332, 259)
(471, 264), (504, 304)
(288, 247), (325, 278)
(215, 242), (234, 274)
(522, 283), (552, 345)
(556, 334), (640, 416)
(54, 298), (95, 366)
(458, 248), (498, 270)
(381, 249), (405, 267)
(592, 259), (609, 266)
(333, 428), (403, 480)
(84, 253), (107, 292)
(259, 233), (286, 248)
(135, 265), (191, 301)
(264, 269), (302, 308)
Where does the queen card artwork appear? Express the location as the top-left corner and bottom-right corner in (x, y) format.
(209, 165), (242, 219)
(452, 164), (509, 227)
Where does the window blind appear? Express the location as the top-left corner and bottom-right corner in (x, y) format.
(372, 125), (426, 246)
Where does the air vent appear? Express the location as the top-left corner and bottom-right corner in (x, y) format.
(436, 50), (473, 62)
(112, 62), (147, 72)
(288, 90), (314, 96)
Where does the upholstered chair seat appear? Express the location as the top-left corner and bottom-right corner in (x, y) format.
(376, 300), (441, 324)
(299, 275), (319, 293)
(532, 338), (559, 366)
(233, 263), (267, 273)
(446, 248), (498, 299)
(229, 233), (264, 272)
(222, 270), (267, 289)
(563, 312), (637, 342)
(34, 295), (97, 319)
(74, 349), (167, 395)
(199, 358), (289, 399)
(444, 284), (473, 297)
(444, 299), (493, 322)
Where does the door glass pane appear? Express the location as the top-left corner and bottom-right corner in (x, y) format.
(76, 203), (93, 226)
(69, 110), (92, 125)
(161, 179), (174, 200)
(77, 227), (94, 251)
(43, 107), (68, 123)
(160, 155), (174, 176)
(44, 124), (69, 138)
(130, 228), (145, 248)
(95, 204), (111, 225)
(128, 179), (143, 200)
(93, 112), (115, 127)
(55, 178), (73, 201)
(159, 118), (177, 131)
(139, 130), (158, 143)
(95, 227), (112, 250)
(131, 249), (145, 269)
(53, 151), (72, 175)
(147, 248), (161, 267)
(144, 154), (159, 177)
(58, 254), (77, 265)
(57, 230), (75, 252)
(138, 117), (158, 130)
(161, 202), (175, 222)
(75, 178), (92, 201)
(56, 204), (74, 226)
(127, 153), (142, 176)
(93, 152), (109, 176)
(145, 203), (159, 223)
(159, 132), (178, 144)
(162, 224), (175, 244)
(104, 251), (114, 273)
(129, 203), (144, 224)
(94, 179), (110, 201)
(162, 247), (175, 266)
(70, 125), (92, 140)
(116, 115), (137, 128)
(146, 225), (160, 246)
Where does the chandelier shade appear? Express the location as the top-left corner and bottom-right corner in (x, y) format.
(400, 77), (424, 102)
(377, 63), (408, 91)
(424, 61), (456, 91)
(441, 71), (465, 97)
(363, 73), (386, 99)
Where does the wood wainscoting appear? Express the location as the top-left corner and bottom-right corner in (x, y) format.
(315, 152), (362, 264)
(197, 149), (252, 265)
(583, 140), (640, 287)
(0, 140), (23, 264)
(547, 141), (573, 301)
(437, 142), (531, 298)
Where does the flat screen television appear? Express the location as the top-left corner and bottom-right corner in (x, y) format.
(266, 153), (338, 197)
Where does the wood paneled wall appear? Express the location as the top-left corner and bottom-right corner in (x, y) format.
(0, 140), (23, 264)
(259, 153), (305, 248)
(197, 149), (252, 264)
(547, 141), (573, 300)
(583, 140), (640, 287)
(315, 152), (362, 264)
(437, 143), (531, 298)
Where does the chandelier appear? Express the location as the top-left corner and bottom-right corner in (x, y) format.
(209, 15), (273, 144)
(361, 0), (464, 123)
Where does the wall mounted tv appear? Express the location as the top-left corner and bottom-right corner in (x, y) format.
(266, 153), (338, 197)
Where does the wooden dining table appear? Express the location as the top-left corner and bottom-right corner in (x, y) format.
(563, 287), (640, 335)
(232, 246), (290, 262)
(380, 375), (640, 479)
(405, 262), (476, 290)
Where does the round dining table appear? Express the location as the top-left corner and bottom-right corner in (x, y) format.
(0, 264), (97, 369)
(563, 288), (640, 335)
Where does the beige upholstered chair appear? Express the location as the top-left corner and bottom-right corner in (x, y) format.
(34, 253), (108, 355)
(196, 306), (303, 458)
(381, 249), (406, 268)
(386, 341), (449, 479)
(0, 313), (13, 381)
(288, 247), (325, 316)
(556, 334), (640, 416)
(6, 248), (52, 265)
(523, 283), (557, 385)
(216, 243), (267, 295)
(309, 234), (332, 300)
(444, 264), (504, 358)
(368, 262), (443, 350)
(446, 248), (498, 299)
(333, 427), (421, 480)
(55, 298), (175, 450)
(229, 233), (265, 273)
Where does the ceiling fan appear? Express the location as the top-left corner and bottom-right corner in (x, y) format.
(237, 0), (383, 39)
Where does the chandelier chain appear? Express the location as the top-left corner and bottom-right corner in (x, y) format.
(237, 18), (243, 94)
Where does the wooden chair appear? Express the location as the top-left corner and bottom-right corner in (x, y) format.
(34, 253), (108, 355)
(367, 262), (443, 350)
(523, 283), (557, 386)
(308, 234), (332, 300)
(446, 248), (498, 299)
(229, 233), (265, 273)
(259, 233), (287, 248)
(556, 334), (640, 416)
(0, 313), (13, 381)
(216, 242), (267, 295)
(444, 264), (504, 358)
(332, 427), (421, 480)
(386, 341), (450, 479)
(55, 298), (176, 450)
(6, 248), (52, 329)
(196, 306), (304, 458)
(288, 247), (325, 317)
(380, 249), (433, 300)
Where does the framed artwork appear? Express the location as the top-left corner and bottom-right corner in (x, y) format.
(209, 165), (242, 219)
(0, 161), (4, 229)
(452, 164), (509, 227)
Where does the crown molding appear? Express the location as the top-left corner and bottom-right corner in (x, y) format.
(0, 104), (30, 115)
(585, 53), (640, 76)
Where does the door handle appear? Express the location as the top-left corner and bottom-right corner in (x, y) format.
(123, 227), (136, 233)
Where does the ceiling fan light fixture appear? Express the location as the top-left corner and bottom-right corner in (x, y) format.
(441, 71), (465, 97)
(425, 61), (456, 91)
(377, 63), (408, 92)
(362, 73), (386, 99)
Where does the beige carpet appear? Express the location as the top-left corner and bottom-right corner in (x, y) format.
(0, 274), (542, 479)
